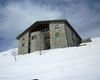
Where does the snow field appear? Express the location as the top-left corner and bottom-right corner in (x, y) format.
(0, 37), (100, 80)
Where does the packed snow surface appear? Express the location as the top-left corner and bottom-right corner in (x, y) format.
(0, 37), (100, 80)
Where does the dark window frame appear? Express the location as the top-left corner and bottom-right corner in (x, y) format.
(22, 37), (25, 40)
(55, 25), (59, 29)
(32, 35), (37, 40)
(55, 33), (60, 37)
(22, 43), (25, 47)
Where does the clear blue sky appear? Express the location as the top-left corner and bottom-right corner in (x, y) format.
(0, 0), (100, 52)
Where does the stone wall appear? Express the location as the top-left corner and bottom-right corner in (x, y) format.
(49, 22), (68, 49)
(64, 23), (81, 47)
(18, 31), (29, 55)
(30, 31), (45, 52)
(18, 21), (82, 54)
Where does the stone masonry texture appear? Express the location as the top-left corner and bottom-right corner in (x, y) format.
(18, 31), (29, 55)
(30, 31), (45, 52)
(17, 20), (81, 55)
(49, 22), (68, 49)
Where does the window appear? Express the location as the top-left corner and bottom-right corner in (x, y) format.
(22, 43), (25, 47)
(55, 25), (59, 29)
(55, 33), (60, 37)
(32, 35), (37, 40)
(22, 37), (25, 40)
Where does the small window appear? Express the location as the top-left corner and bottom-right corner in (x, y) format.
(55, 33), (60, 37)
(22, 37), (25, 40)
(55, 25), (59, 29)
(32, 35), (37, 40)
(22, 43), (25, 47)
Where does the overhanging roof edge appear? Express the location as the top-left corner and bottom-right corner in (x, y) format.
(16, 19), (82, 40)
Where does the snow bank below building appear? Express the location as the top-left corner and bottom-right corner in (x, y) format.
(0, 37), (100, 80)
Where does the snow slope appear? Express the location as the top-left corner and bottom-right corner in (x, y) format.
(0, 37), (100, 80)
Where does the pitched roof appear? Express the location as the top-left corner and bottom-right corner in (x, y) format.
(16, 19), (82, 40)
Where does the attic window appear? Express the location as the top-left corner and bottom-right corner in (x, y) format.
(32, 35), (37, 40)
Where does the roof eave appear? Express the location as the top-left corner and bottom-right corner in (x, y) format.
(16, 19), (82, 40)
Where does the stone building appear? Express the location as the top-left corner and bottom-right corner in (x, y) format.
(16, 19), (82, 55)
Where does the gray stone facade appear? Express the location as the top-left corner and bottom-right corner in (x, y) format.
(49, 22), (68, 49)
(18, 32), (29, 55)
(30, 31), (45, 52)
(64, 23), (80, 47)
(17, 20), (82, 55)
